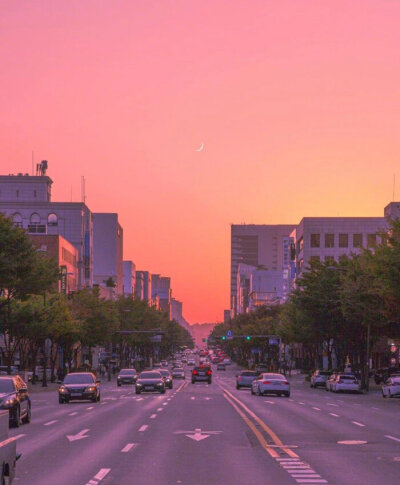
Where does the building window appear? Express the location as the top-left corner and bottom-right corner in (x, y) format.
(297, 236), (304, 252)
(339, 233), (348, 248)
(325, 256), (335, 265)
(47, 213), (58, 227)
(12, 213), (23, 227)
(28, 213), (45, 234)
(310, 234), (320, 248)
(325, 233), (335, 248)
(353, 233), (363, 248)
(367, 233), (377, 248)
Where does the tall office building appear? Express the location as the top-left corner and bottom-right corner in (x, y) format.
(92, 213), (123, 297)
(0, 171), (93, 288)
(123, 260), (136, 296)
(230, 224), (295, 315)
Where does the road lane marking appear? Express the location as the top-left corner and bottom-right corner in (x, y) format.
(190, 397), (195, 400)
(68, 412), (78, 416)
(298, 402), (305, 405)
(86, 406), (94, 410)
(67, 429), (90, 442)
(44, 420), (57, 426)
(294, 480), (327, 483)
(121, 443), (137, 452)
(150, 414), (157, 419)
(13, 434), (26, 440)
(264, 401), (275, 404)
(94, 468), (111, 481)
(157, 408), (163, 411)
(139, 425), (148, 432)
(329, 413), (339, 417)
(385, 435), (400, 442)
(312, 407), (321, 411)
(163, 402), (168, 406)
(352, 421), (366, 427)
(327, 403), (339, 407)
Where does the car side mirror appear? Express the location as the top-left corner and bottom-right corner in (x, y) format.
(96, 380), (101, 384)
(57, 380), (62, 384)
(19, 387), (28, 393)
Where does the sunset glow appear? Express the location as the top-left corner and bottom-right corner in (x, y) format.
(1, 0), (400, 322)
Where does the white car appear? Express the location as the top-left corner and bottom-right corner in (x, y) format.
(382, 376), (400, 398)
(187, 359), (195, 366)
(251, 373), (290, 397)
(223, 358), (231, 365)
(331, 374), (360, 393)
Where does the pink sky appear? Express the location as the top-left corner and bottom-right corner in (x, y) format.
(1, 1), (400, 323)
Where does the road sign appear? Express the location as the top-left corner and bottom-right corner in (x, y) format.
(226, 330), (233, 340)
(269, 338), (280, 346)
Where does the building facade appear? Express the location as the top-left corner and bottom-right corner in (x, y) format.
(92, 213), (124, 297)
(0, 173), (93, 288)
(123, 260), (136, 296)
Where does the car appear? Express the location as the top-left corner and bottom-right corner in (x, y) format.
(171, 367), (185, 379)
(187, 359), (195, 366)
(255, 364), (269, 373)
(181, 357), (187, 364)
(192, 366), (212, 384)
(58, 372), (101, 403)
(160, 360), (169, 367)
(375, 367), (400, 384)
(251, 373), (290, 397)
(217, 363), (226, 371)
(117, 368), (138, 386)
(0, 376), (31, 427)
(159, 369), (173, 389)
(325, 373), (338, 392)
(135, 371), (165, 394)
(153, 363), (162, 369)
(331, 374), (360, 393)
(236, 370), (259, 389)
(223, 357), (231, 365)
(310, 370), (331, 388)
(381, 376), (400, 398)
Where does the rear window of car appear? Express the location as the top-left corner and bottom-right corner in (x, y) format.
(318, 371), (331, 376)
(194, 366), (210, 371)
(339, 375), (356, 380)
(241, 372), (258, 376)
(263, 373), (285, 380)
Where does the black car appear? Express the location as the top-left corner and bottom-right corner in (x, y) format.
(0, 376), (31, 427)
(117, 368), (138, 386)
(58, 372), (101, 403)
(255, 364), (269, 373)
(135, 371), (166, 394)
(192, 365), (212, 384)
(159, 369), (173, 389)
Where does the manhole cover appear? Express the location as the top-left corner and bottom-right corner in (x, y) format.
(338, 440), (367, 445)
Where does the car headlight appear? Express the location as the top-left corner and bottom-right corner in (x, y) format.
(1, 397), (16, 407)
(58, 386), (69, 394)
(85, 386), (96, 392)
(136, 383), (142, 387)
(157, 382), (163, 386)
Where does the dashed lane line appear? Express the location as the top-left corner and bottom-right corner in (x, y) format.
(150, 414), (157, 419)
(121, 443), (137, 453)
(44, 420), (57, 426)
(162, 402), (168, 406)
(68, 412), (78, 416)
(385, 435), (400, 442)
(13, 434), (26, 440)
(351, 421), (366, 427)
(157, 408), (163, 411)
(86, 406), (94, 410)
(329, 413), (340, 418)
(138, 425), (148, 432)
(312, 407), (321, 411)
(86, 468), (111, 485)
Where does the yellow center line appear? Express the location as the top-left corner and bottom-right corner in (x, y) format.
(222, 387), (299, 459)
(223, 393), (279, 458)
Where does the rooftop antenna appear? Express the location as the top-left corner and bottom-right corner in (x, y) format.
(393, 173), (396, 201)
(81, 176), (86, 204)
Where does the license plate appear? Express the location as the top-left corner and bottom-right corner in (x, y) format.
(199, 372), (205, 376)
(145, 386), (153, 390)
(71, 393), (81, 397)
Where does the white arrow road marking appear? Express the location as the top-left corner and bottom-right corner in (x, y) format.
(174, 428), (222, 442)
(44, 420), (57, 426)
(67, 429), (90, 442)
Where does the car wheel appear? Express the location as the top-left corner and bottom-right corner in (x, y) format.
(236, 384), (240, 390)
(251, 387), (255, 395)
(97, 393), (101, 402)
(22, 404), (31, 424)
(191, 380), (195, 384)
(13, 406), (21, 428)
(59, 396), (64, 404)
(136, 390), (141, 394)
(382, 391), (386, 398)
(389, 390), (393, 398)
(285, 392), (290, 397)
(161, 389), (166, 394)
(257, 386), (262, 396)
(117, 382), (121, 387)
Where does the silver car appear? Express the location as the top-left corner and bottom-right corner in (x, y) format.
(236, 370), (259, 389)
(382, 376), (400, 398)
(251, 373), (290, 397)
(310, 370), (331, 388)
(171, 367), (185, 379)
(331, 374), (360, 393)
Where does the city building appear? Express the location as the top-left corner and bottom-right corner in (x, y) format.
(230, 224), (295, 316)
(123, 260), (136, 296)
(92, 213), (124, 298)
(135, 271), (152, 304)
(0, 170), (93, 288)
(152, 274), (172, 318)
(29, 234), (79, 293)
(293, 216), (386, 277)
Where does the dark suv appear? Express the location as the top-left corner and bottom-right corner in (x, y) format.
(192, 366), (212, 384)
(0, 376), (31, 427)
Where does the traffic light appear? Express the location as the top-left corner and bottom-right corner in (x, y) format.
(221, 336), (226, 341)
(246, 335), (251, 340)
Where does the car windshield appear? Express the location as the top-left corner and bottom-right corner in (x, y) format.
(339, 375), (356, 380)
(64, 374), (95, 384)
(140, 372), (161, 379)
(159, 370), (170, 377)
(242, 372), (258, 376)
(0, 379), (15, 393)
(119, 370), (136, 375)
(173, 368), (184, 372)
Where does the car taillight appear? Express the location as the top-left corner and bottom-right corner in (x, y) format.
(192, 370), (197, 375)
(238, 376), (242, 381)
(263, 381), (271, 384)
(282, 382), (289, 385)
(207, 371), (212, 375)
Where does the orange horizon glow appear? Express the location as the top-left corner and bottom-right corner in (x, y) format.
(1, 1), (400, 323)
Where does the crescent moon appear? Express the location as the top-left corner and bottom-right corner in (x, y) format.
(196, 143), (204, 152)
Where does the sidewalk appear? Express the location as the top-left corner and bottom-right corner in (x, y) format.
(28, 381), (60, 393)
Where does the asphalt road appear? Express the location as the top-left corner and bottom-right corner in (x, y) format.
(9, 365), (400, 485)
